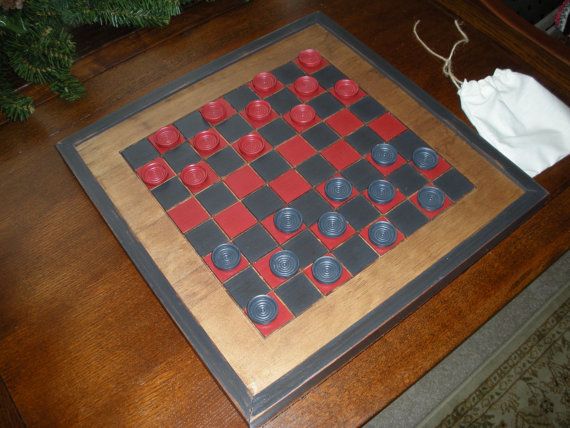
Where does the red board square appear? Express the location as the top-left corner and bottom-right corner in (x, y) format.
(364, 187), (406, 214)
(213, 202), (257, 239)
(248, 79), (284, 98)
(147, 125), (185, 154)
(136, 157), (176, 190)
(180, 161), (219, 194)
(361, 219), (405, 255)
(283, 111), (320, 133)
(366, 153), (407, 176)
(310, 222), (356, 250)
(294, 57), (329, 74)
(413, 157), (452, 181)
(191, 128), (228, 158)
(201, 98), (236, 124)
(250, 292), (294, 337)
(269, 170), (311, 203)
(304, 261), (352, 295)
(410, 191), (454, 220)
(234, 132), (271, 161)
(204, 252), (248, 283)
(330, 88), (366, 106)
(276, 136), (316, 167)
(167, 198), (209, 233)
(369, 113), (407, 141)
(224, 165), (264, 199)
(315, 175), (358, 208)
(288, 83), (326, 102)
(261, 214), (306, 245)
(325, 109), (363, 136)
(321, 140), (361, 170)
(240, 108), (279, 129)
(253, 249), (287, 289)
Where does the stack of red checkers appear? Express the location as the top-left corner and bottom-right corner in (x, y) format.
(141, 161), (169, 186)
(154, 126), (181, 149)
(200, 100), (226, 124)
(290, 104), (316, 125)
(245, 100), (272, 122)
(334, 79), (359, 99)
(181, 164), (208, 187)
(239, 134), (265, 157)
(294, 76), (319, 96)
(298, 49), (322, 68)
(252, 72), (277, 93)
(193, 130), (220, 152)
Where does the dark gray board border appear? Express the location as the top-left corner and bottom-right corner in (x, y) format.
(57, 12), (548, 427)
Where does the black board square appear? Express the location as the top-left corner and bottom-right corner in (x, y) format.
(195, 182), (237, 215)
(266, 88), (300, 115)
(386, 200), (428, 237)
(349, 97), (386, 122)
(122, 138), (159, 169)
(390, 130), (428, 160)
(174, 111), (209, 139)
(283, 230), (327, 268)
(151, 178), (190, 210)
(225, 267), (270, 308)
(272, 62), (304, 84)
(333, 235), (378, 275)
(434, 169), (475, 201)
(162, 143), (200, 173)
(185, 220), (227, 256)
(345, 126), (384, 155)
(297, 155), (335, 186)
(224, 85), (259, 111)
(290, 189), (333, 225)
(341, 159), (383, 191)
(338, 195), (379, 230)
(302, 123), (339, 150)
(387, 164), (427, 196)
(207, 147), (245, 177)
(216, 115), (253, 143)
(276, 274), (322, 316)
(308, 93), (343, 118)
(250, 151), (289, 181)
(312, 65), (347, 88)
(234, 224), (277, 262)
(258, 118), (296, 147)
(243, 186), (285, 220)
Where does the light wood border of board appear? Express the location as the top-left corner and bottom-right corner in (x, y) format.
(77, 24), (523, 395)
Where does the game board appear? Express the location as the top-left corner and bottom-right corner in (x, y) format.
(57, 13), (547, 426)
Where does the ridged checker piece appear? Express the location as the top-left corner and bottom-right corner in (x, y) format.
(269, 250), (300, 278)
(413, 147), (439, 170)
(371, 143), (398, 166)
(368, 179), (395, 204)
(325, 177), (352, 201)
(274, 207), (303, 234)
(318, 212), (347, 238)
(252, 72), (277, 92)
(312, 256), (342, 284)
(418, 186), (445, 211)
(298, 48), (322, 68)
(154, 126), (180, 148)
(247, 295), (278, 325)
(212, 243), (241, 271)
(368, 221), (397, 247)
(141, 161), (168, 186)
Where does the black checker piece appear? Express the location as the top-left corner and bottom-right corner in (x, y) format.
(162, 143), (200, 173)
(387, 164), (427, 196)
(338, 195), (379, 230)
(434, 169), (474, 201)
(349, 97), (386, 123)
(224, 85), (259, 111)
(312, 65), (347, 89)
(290, 189), (333, 225)
(276, 274), (322, 316)
(216, 115), (253, 143)
(342, 159), (383, 191)
(174, 111), (209, 139)
(185, 220), (227, 256)
(122, 138), (159, 169)
(207, 147), (244, 177)
(195, 182), (237, 215)
(345, 126), (384, 155)
(250, 151), (289, 181)
(333, 235), (378, 275)
(297, 155), (335, 186)
(258, 118), (296, 147)
(302, 123), (338, 150)
(283, 230), (327, 269)
(390, 130), (428, 160)
(243, 186), (285, 220)
(386, 200), (428, 237)
(308, 93), (343, 119)
(272, 62), (304, 85)
(151, 178), (190, 210)
(266, 88), (300, 115)
(234, 224), (277, 262)
(225, 267), (270, 308)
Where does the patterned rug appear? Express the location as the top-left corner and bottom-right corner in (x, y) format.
(421, 284), (570, 427)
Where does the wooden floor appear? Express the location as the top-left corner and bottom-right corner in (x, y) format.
(0, 0), (568, 426)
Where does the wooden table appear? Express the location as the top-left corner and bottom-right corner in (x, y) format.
(1, 1), (568, 426)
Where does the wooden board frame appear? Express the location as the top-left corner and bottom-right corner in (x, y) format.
(57, 12), (547, 426)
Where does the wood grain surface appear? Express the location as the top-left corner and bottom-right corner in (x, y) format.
(0, 0), (568, 426)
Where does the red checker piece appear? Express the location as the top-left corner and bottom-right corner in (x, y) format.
(290, 76), (324, 101)
(284, 104), (319, 132)
(249, 292), (294, 337)
(180, 161), (218, 193)
(214, 202), (257, 239)
(310, 222), (355, 250)
(269, 170), (311, 203)
(316, 176), (358, 208)
(361, 219), (405, 255)
(224, 165), (264, 199)
(192, 129), (227, 156)
(148, 125), (184, 154)
(253, 249), (288, 289)
(325, 109), (363, 136)
(321, 140), (361, 170)
(369, 113), (407, 141)
(242, 100), (277, 128)
(332, 79), (366, 106)
(304, 260), (352, 296)
(167, 198), (209, 233)
(137, 158), (175, 189)
(204, 252), (248, 283)
(364, 186), (406, 214)
(410, 191), (453, 220)
(366, 152), (407, 176)
(295, 48), (327, 73)
(250, 71), (284, 97)
(261, 214), (305, 245)
(413, 156), (452, 181)
(276, 135), (316, 167)
(237, 133), (270, 160)
(200, 98), (235, 124)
